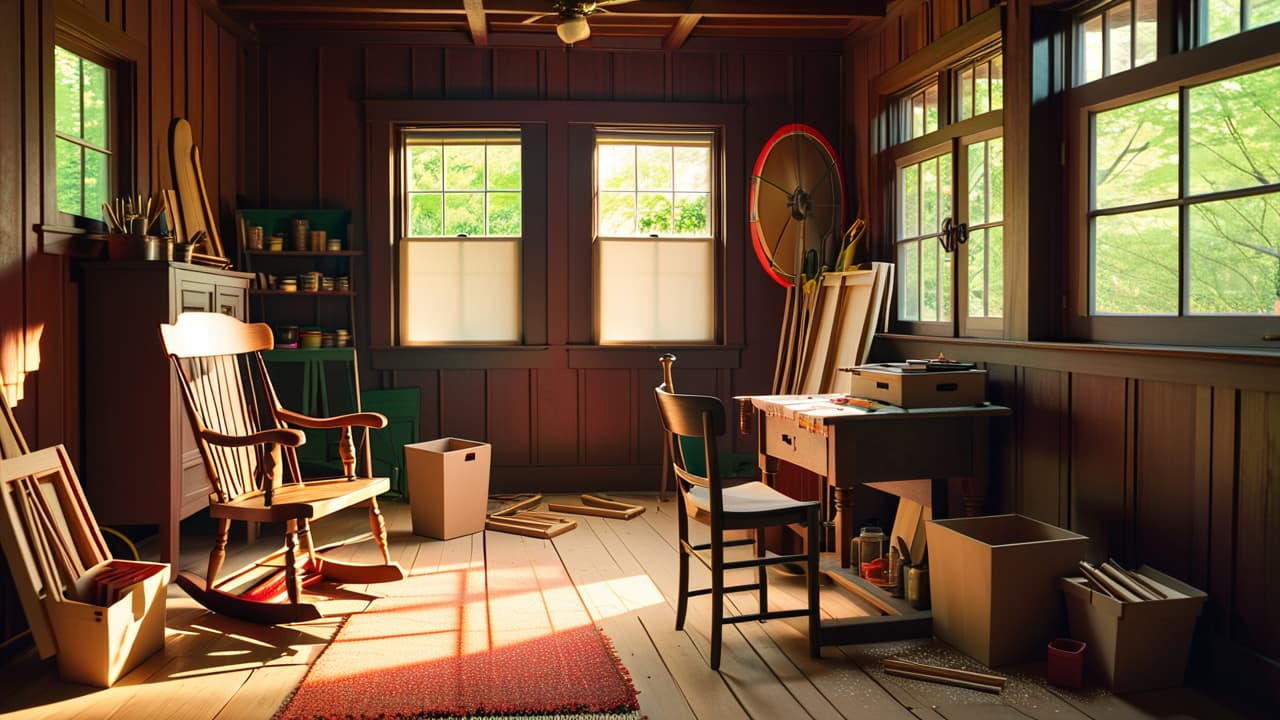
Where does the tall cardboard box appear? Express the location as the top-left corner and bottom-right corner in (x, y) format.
(1061, 567), (1206, 692)
(926, 514), (1087, 666)
(405, 438), (491, 540)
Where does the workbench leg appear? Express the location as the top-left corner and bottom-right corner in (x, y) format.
(835, 485), (854, 568)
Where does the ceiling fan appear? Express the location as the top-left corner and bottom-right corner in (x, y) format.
(524, 0), (640, 45)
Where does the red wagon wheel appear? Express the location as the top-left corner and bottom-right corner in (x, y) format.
(749, 124), (845, 287)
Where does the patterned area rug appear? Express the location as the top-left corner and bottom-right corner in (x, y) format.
(274, 552), (641, 720)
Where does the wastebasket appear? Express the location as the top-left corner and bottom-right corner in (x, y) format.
(405, 438), (491, 540)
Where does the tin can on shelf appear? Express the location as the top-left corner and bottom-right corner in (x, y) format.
(327, 237), (342, 252)
(268, 234), (285, 252)
(247, 225), (264, 250)
(277, 276), (297, 292)
(309, 229), (327, 252)
(290, 218), (309, 251)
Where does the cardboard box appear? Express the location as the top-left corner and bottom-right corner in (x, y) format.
(926, 514), (1087, 666)
(406, 438), (491, 540)
(1061, 566), (1206, 692)
(845, 365), (986, 408)
(51, 560), (170, 687)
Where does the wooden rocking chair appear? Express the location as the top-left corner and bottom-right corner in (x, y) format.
(159, 312), (404, 624)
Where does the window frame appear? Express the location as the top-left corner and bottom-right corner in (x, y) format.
(885, 37), (1005, 339)
(1065, 13), (1280, 347)
(592, 128), (720, 345)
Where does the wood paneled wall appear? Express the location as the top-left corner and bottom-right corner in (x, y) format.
(245, 35), (845, 491)
(0, 0), (242, 651)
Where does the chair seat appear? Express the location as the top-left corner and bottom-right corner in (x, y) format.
(211, 476), (390, 523)
(687, 480), (817, 516)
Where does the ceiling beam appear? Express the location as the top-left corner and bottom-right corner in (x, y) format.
(463, 0), (489, 45)
(220, 0), (887, 20)
(663, 13), (700, 50)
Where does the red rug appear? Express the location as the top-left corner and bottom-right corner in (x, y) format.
(274, 557), (641, 720)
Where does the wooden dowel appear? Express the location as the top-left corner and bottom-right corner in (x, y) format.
(581, 493), (645, 516)
(548, 502), (644, 520)
(489, 493), (542, 517)
(880, 658), (1006, 688)
(1080, 561), (1141, 602)
(1108, 559), (1169, 599)
(1100, 562), (1160, 601)
(883, 666), (1002, 694)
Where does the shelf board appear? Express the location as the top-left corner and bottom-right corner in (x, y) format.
(249, 289), (355, 296)
(245, 250), (362, 257)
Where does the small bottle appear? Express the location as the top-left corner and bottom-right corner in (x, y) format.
(887, 546), (902, 597)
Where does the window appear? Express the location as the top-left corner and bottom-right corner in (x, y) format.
(891, 47), (1004, 337)
(1202, 0), (1280, 44)
(1088, 64), (1280, 317)
(899, 82), (940, 141)
(54, 45), (111, 220)
(398, 130), (522, 344)
(594, 131), (716, 343)
(1076, 0), (1158, 85)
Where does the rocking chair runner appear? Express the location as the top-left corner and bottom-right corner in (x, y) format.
(159, 312), (404, 624)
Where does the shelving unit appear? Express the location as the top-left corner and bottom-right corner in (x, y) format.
(236, 209), (360, 340)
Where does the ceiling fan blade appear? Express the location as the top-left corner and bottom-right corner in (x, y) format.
(522, 13), (552, 24)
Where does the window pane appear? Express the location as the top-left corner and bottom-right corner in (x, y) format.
(1082, 14), (1104, 84)
(54, 47), (81, 138)
(599, 191), (636, 235)
(921, 235), (952, 321)
(82, 56), (107, 147)
(487, 192), (522, 235)
(409, 193), (443, 236)
(1254, 0), (1280, 32)
(598, 239), (713, 342)
(1206, 0), (1242, 42)
(989, 226), (1004, 317)
(938, 153), (953, 225)
(674, 193), (709, 235)
(1107, 3), (1133, 75)
(1093, 94), (1179, 209)
(637, 192), (672, 234)
(444, 145), (484, 190)
(1093, 208), (1179, 314)
(1134, 0), (1158, 66)
(899, 240), (921, 321)
(56, 138), (83, 216)
(975, 62), (990, 115)
(1188, 64), (1280, 195)
(637, 146), (672, 190)
(599, 145), (635, 191)
(487, 145), (521, 190)
(901, 164), (919, 238)
(921, 159), (938, 235)
(968, 228), (987, 317)
(1188, 192), (1280, 314)
(402, 239), (520, 342)
(444, 192), (484, 235)
(968, 142), (987, 224)
(990, 55), (1004, 110)
(912, 94), (925, 139)
(990, 137), (1004, 221)
(674, 146), (709, 191)
(85, 148), (109, 221)
(960, 68), (974, 121)
(409, 146), (442, 190)
(924, 85), (939, 134)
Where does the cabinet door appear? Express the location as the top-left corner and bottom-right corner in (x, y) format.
(215, 285), (244, 318)
(177, 278), (215, 317)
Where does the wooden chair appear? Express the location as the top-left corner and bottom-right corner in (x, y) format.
(159, 312), (404, 624)
(656, 353), (756, 501)
(654, 383), (821, 670)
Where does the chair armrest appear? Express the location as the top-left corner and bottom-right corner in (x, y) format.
(200, 427), (306, 448)
(276, 408), (389, 430)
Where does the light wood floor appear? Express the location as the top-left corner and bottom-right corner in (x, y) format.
(0, 494), (1258, 719)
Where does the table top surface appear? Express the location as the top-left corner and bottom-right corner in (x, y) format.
(747, 393), (1011, 425)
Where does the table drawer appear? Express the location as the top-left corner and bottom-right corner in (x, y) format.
(764, 420), (828, 476)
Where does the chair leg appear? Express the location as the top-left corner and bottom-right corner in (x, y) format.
(756, 527), (768, 616)
(710, 531), (725, 671)
(675, 503), (690, 631)
(284, 520), (302, 604)
(807, 508), (821, 659)
(298, 518), (318, 567)
(206, 517), (231, 588)
(367, 498), (391, 565)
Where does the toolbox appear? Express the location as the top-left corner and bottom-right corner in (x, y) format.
(842, 363), (986, 408)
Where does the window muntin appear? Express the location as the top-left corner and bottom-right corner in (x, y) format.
(595, 131), (716, 343)
(399, 130), (522, 344)
(897, 151), (954, 323)
(1087, 63), (1280, 317)
(1077, 0), (1158, 85)
(965, 136), (1005, 320)
(1203, 0), (1280, 44)
(54, 46), (111, 220)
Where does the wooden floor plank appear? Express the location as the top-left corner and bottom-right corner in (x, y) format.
(214, 665), (310, 720)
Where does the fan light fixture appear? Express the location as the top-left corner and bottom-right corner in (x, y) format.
(556, 13), (590, 44)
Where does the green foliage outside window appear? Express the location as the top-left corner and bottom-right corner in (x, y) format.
(596, 141), (710, 236)
(406, 140), (521, 237)
(1090, 63), (1280, 315)
(54, 46), (109, 219)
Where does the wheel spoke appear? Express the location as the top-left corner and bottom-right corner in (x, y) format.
(753, 174), (792, 196)
(768, 214), (794, 274)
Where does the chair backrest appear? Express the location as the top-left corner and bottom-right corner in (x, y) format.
(654, 384), (727, 498)
(159, 312), (292, 503)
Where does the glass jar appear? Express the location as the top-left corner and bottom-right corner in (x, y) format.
(856, 525), (886, 582)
